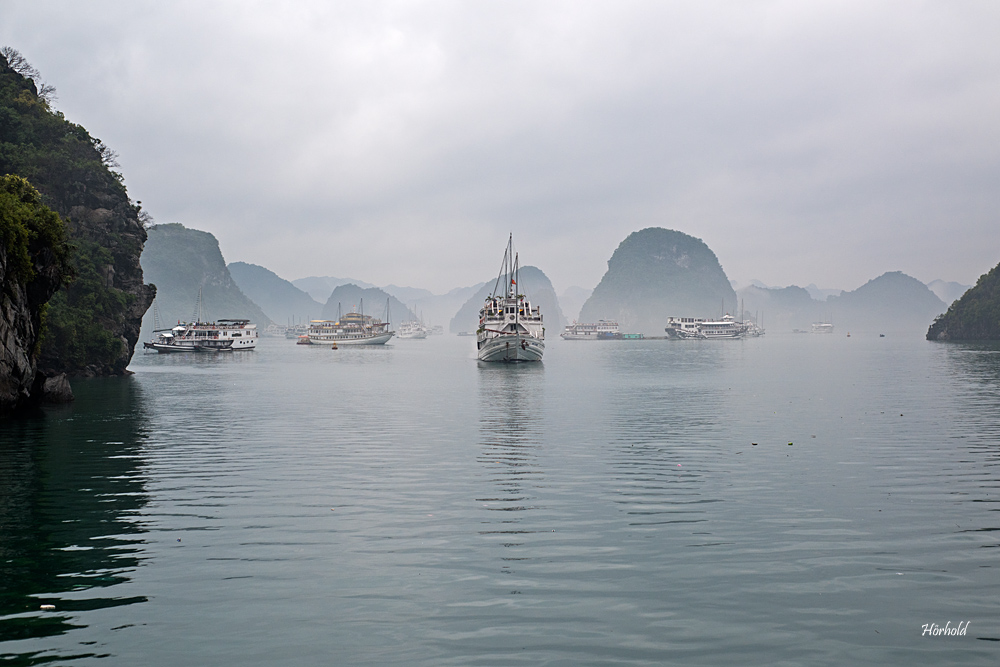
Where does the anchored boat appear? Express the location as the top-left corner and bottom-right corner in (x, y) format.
(144, 319), (257, 352)
(476, 235), (545, 362)
(560, 320), (620, 340)
(306, 300), (394, 346)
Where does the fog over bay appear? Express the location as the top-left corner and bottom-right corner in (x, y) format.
(2, 1), (999, 294)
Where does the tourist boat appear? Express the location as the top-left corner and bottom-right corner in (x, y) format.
(812, 322), (834, 334)
(396, 320), (428, 339)
(665, 314), (749, 339)
(560, 320), (620, 340)
(476, 235), (545, 362)
(306, 303), (394, 346)
(285, 323), (309, 339)
(665, 316), (707, 339)
(144, 319), (257, 352)
(699, 314), (746, 338)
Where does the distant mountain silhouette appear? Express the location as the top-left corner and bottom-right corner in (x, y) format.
(741, 271), (946, 333)
(926, 279), (971, 307)
(825, 271), (945, 332)
(320, 284), (415, 325)
(737, 285), (822, 331)
(559, 286), (593, 322)
(378, 282), (488, 331)
(228, 262), (322, 325)
(140, 224), (272, 334)
(927, 261), (1000, 340)
(292, 276), (376, 303)
(804, 284), (842, 301)
(579, 228), (736, 335)
(450, 266), (565, 334)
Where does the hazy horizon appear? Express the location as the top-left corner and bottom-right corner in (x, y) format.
(3, 1), (999, 294)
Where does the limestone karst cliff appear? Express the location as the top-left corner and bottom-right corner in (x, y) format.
(579, 228), (736, 336)
(140, 224), (272, 332)
(0, 49), (155, 377)
(927, 261), (1000, 340)
(0, 175), (71, 413)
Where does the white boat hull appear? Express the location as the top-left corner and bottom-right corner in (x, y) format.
(145, 341), (233, 353)
(308, 332), (394, 346)
(477, 335), (544, 362)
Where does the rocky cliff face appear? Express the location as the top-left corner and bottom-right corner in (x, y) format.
(1, 244), (61, 412)
(0, 176), (71, 414)
(1, 51), (155, 377)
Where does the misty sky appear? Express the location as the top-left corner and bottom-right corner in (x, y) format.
(2, 1), (999, 294)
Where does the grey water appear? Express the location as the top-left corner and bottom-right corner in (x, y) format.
(2, 333), (999, 665)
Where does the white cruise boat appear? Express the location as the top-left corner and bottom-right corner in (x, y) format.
(144, 319), (258, 352)
(397, 320), (428, 339)
(665, 316), (706, 339)
(561, 320), (620, 340)
(307, 306), (394, 346)
(665, 314), (748, 339)
(476, 235), (545, 362)
(812, 322), (834, 333)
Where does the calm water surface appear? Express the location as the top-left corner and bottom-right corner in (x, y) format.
(2, 333), (999, 665)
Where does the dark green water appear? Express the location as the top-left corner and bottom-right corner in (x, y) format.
(2, 334), (998, 665)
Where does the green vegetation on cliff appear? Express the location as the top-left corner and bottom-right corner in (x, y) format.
(1, 48), (154, 375)
(927, 261), (1000, 340)
(579, 228), (735, 335)
(0, 174), (70, 283)
(1, 175), (72, 413)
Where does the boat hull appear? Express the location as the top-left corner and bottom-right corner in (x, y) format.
(144, 341), (233, 353)
(477, 335), (544, 362)
(308, 332), (394, 346)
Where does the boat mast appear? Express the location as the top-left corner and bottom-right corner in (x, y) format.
(192, 287), (204, 323)
(490, 233), (514, 300)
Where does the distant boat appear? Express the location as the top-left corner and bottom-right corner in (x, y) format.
(665, 314), (749, 339)
(812, 322), (834, 334)
(561, 320), (619, 340)
(306, 299), (394, 346)
(476, 235), (545, 362)
(397, 320), (428, 339)
(285, 323), (308, 339)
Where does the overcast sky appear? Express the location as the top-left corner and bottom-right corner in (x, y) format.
(3, 1), (999, 294)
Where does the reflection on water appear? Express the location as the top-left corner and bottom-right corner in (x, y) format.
(603, 344), (726, 532)
(0, 378), (150, 663)
(476, 363), (545, 573)
(4, 336), (1000, 664)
